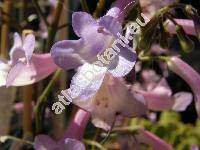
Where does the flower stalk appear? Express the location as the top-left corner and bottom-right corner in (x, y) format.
(35, 69), (61, 134)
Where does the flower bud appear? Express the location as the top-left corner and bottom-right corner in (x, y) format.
(184, 5), (200, 40)
(175, 25), (194, 53)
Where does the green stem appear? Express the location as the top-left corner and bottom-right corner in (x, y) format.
(35, 69), (61, 134)
(0, 136), (33, 145)
(139, 55), (170, 62)
(45, 0), (65, 51)
(83, 139), (107, 150)
(32, 0), (49, 26)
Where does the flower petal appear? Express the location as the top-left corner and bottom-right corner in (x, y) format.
(108, 77), (147, 117)
(172, 92), (193, 111)
(9, 33), (24, 65)
(98, 15), (122, 37)
(142, 69), (161, 90)
(134, 78), (173, 111)
(6, 61), (26, 87)
(69, 63), (107, 101)
(0, 60), (10, 87)
(6, 54), (58, 87)
(87, 76), (147, 130)
(59, 138), (86, 150)
(109, 46), (137, 77)
(22, 34), (36, 64)
(152, 78), (172, 96)
(106, 0), (138, 23)
(51, 39), (85, 70)
(72, 12), (97, 38)
(10, 33), (22, 52)
(34, 135), (57, 150)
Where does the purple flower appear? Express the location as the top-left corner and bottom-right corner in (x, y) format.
(167, 57), (200, 117)
(134, 78), (192, 111)
(63, 63), (147, 130)
(0, 33), (58, 87)
(34, 109), (90, 150)
(50, 0), (144, 130)
(51, 0), (138, 77)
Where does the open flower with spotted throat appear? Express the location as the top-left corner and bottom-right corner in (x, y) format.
(51, 0), (148, 130)
(61, 63), (147, 131)
(0, 33), (58, 87)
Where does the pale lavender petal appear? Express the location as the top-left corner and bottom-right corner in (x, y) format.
(135, 78), (173, 111)
(34, 135), (57, 150)
(10, 48), (25, 65)
(51, 39), (84, 69)
(6, 54), (58, 87)
(108, 77), (147, 117)
(152, 78), (172, 96)
(72, 12), (97, 38)
(22, 34), (35, 64)
(167, 57), (200, 117)
(98, 15), (122, 37)
(72, 12), (116, 63)
(108, 45), (137, 77)
(13, 32), (22, 47)
(0, 60), (10, 87)
(136, 128), (173, 150)
(70, 63), (107, 101)
(6, 61), (26, 87)
(109, 55), (136, 77)
(167, 19), (196, 36)
(88, 76), (147, 130)
(60, 138), (85, 150)
(106, 0), (138, 23)
(141, 69), (161, 91)
(172, 92), (193, 111)
(9, 33), (24, 65)
(136, 90), (173, 111)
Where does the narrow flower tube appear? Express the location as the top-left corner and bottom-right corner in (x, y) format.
(167, 57), (200, 116)
(136, 128), (173, 150)
(62, 109), (90, 140)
